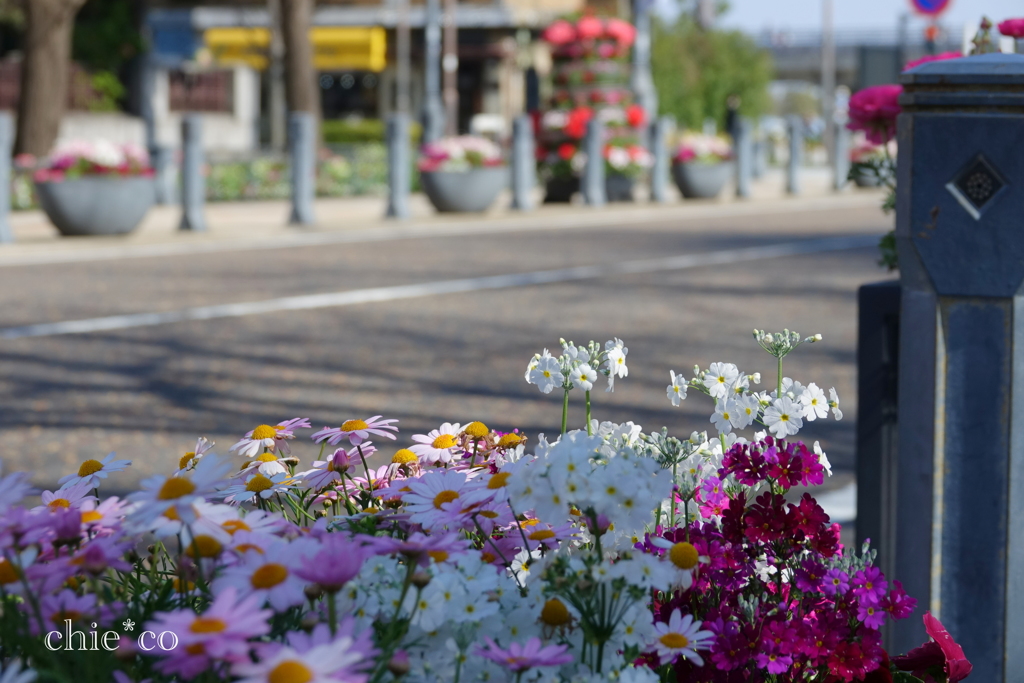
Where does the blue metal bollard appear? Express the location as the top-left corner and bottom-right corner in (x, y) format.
(891, 54), (1024, 681)
(734, 117), (753, 198)
(386, 112), (411, 219)
(582, 118), (606, 206)
(510, 115), (535, 211)
(179, 114), (206, 232)
(421, 0), (445, 144)
(288, 111), (316, 226)
(833, 121), (850, 191)
(150, 145), (176, 205)
(0, 112), (12, 243)
(649, 116), (672, 204)
(786, 115), (803, 195)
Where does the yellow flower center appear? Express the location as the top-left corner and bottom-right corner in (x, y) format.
(431, 434), (458, 450)
(251, 563), (288, 589)
(185, 535), (224, 558)
(256, 452), (278, 463)
(251, 425), (278, 440)
(158, 478), (196, 500)
(669, 542), (700, 570)
(222, 520), (251, 535)
(246, 475), (274, 493)
(234, 543), (264, 554)
(268, 661), (314, 683)
(481, 552), (496, 563)
(341, 419), (369, 431)
(81, 510), (102, 523)
(487, 472), (511, 489)
(53, 610), (82, 623)
(497, 434), (524, 448)
(163, 506), (181, 521)
(173, 578), (196, 593)
(47, 498), (70, 510)
(392, 449), (418, 464)
(190, 617), (227, 633)
(0, 560), (19, 585)
(478, 510), (499, 518)
(427, 550), (449, 563)
(77, 459), (104, 477)
(660, 633), (690, 649)
(179, 452), (196, 470)
(464, 421), (489, 438)
(540, 598), (572, 626)
(432, 490), (459, 509)
(529, 529), (556, 541)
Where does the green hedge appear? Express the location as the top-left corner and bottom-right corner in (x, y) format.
(321, 118), (422, 144)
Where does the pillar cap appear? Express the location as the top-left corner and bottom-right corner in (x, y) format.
(900, 53), (1024, 110)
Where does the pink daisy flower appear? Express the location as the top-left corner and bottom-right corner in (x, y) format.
(0, 463), (34, 514)
(293, 534), (369, 592)
(475, 636), (574, 673)
(400, 469), (483, 530)
(409, 422), (464, 465)
(311, 415), (398, 446)
(234, 624), (374, 683)
(231, 418), (311, 457)
(34, 480), (96, 513)
(212, 537), (318, 611)
(370, 531), (469, 566)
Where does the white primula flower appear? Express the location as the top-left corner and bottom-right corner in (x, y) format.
(704, 362), (739, 400)
(776, 377), (806, 401)
(710, 399), (735, 435)
(762, 396), (804, 439)
(604, 338), (628, 392)
(732, 394), (760, 429)
(800, 382), (829, 421)
(571, 364), (598, 391)
(814, 441), (833, 477)
(667, 370), (688, 406)
(529, 354), (562, 394)
(829, 387), (843, 420)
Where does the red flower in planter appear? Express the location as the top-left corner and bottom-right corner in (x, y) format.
(542, 20), (576, 45)
(557, 143), (576, 161)
(564, 107), (593, 139)
(597, 43), (617, 59)
(998, 18), (1024, 38)
(576, 16), (603, 40)
(847, 84), (902, 145)
(589, 90), (605, 104)
(892, 612), (972, 682)
(604, 18), (636, 47)
(626, 104), (646, 128)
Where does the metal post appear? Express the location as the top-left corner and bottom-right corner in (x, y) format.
(267, 0), (287, 149)
(0, 112), (12, 243)
(821, 0), (836, 164)
(582, 118), (605, 206)
(631, 0), (658, 124)
(734, 117), (752, 198)
(386, 112), (410, 219)
(833, 121), (850, 190)
(394, 0), (411, 115)
(649, 116), (672, 203)
(891, 54), (1024, 682)
(442, 0), (458, 137)
(422, 0), (445, 144)
(786, 115), (802, 195)
(752, 124), (767, 179)
(288, 111), (316, 225)
(510, 115), (535, 211)
(179, 114), (206, 232)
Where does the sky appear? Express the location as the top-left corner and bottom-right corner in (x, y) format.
(654, 0), (1022, 35)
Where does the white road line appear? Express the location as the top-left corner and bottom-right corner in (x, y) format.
(0, 235), (877, 340)
(0, 194), (882, 268)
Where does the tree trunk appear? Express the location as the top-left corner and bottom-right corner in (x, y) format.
(280, 0), (316, 114)
(15, 0), (87, 156)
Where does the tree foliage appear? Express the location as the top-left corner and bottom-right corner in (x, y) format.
(651, 15), (773, 131)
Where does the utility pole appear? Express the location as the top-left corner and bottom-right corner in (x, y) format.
(395, 0), (411, 114)
(442, 0), (458, 137)
(267, 0), (287, 149)
(422, 0), (444, 142)
(631, 0), (657, 125)
(821, 0), (836, 166)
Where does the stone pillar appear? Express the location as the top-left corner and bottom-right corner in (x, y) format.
(179, 114), (206, 232)
(734, 117), (752, 198)
(288, 111), (316, 226)
(649, 116), (672, 204)
(386, 112), (411, 219)
(582, 118), (605, 207)
(892, 54), (1024, 683)
(0, 112), (13, 243)
(631, 0), (658, 124)
(786, 115), (803, 195)
(421, 0), (445, 144)
(510, 114), (535, 211)
(833, 121), (850, 191)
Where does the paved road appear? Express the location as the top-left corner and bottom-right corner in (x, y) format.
(0, 196), (893, 499)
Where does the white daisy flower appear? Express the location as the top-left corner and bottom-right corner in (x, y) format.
(230, 418), (310, 458)
(213, 538), (318, 612)
(176, 437), (215, 474)
(128, 453), (233, 528)
(57, 453), (131, 490)
(220, 472), (294, 505)
(650, 538), (710, 590)
(410, 422), (464, 464)
(650, 608), (714, 666)
(0, 658), (36, 683)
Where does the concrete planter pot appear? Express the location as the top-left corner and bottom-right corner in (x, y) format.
(421, 167), (508, 213)
(672, 161), (733, 199)
(543, 176), (579, 203)
(605, 173), (635, 202)
(35, 176), (156, 236)
(851, 167), (883, 187)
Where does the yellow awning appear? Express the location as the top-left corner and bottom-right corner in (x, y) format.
(204, 27), (387, 72)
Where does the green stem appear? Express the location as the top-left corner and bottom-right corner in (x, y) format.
(777, 355), (783, 397)
(327, 591), (338, 636)
(585, 390), (592, 434)
(684, 498), (690, 543)
(561, 388), (569, 435)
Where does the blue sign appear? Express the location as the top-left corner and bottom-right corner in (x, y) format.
(909, 0), (951, 16)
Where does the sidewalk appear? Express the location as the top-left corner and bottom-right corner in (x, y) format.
(2, 167), (883, 266)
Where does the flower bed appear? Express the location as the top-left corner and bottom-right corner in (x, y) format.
(0, 331), (970, 683)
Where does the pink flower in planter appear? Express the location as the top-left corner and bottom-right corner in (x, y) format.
(597, 42), (617, 59)
(605, 18), (636, 47)
(904, 51), (962, 71)
(542, 19), (575, 45)
(892, 612), (972, 682)
(847, 84), (902, 145)
(998, 18), (1024, 38)
(576, 16), (604, 41)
